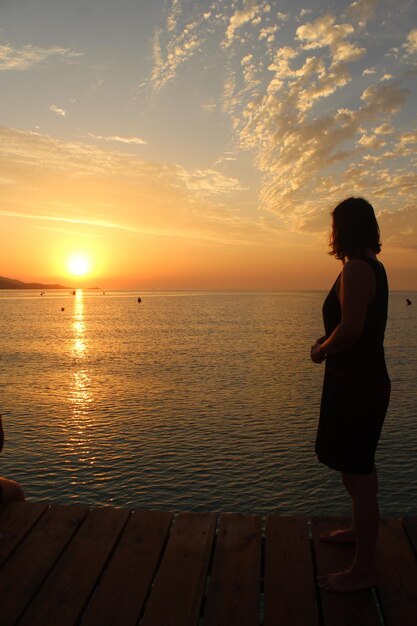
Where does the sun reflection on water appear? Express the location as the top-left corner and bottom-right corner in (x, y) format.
(68, 290), (95, 467)
(72, 290), (86, 358)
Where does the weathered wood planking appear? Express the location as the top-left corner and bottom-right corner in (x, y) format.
(203, 513), (262, 626)
(376, 518), (417, 626)
(140, 512), (217, 626)
(18, 506), (130, 626)
(0, 504), (87, 626)
(403, 517), (417, 555)
(0, 501), (47, 566)
(80, 509), (173, 626)
(312, 516), (382, 626)
(1, 502), (417, 626)
(264, 516), (319, 626)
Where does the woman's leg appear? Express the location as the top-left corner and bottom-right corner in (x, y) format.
(318, 466), (379, 592)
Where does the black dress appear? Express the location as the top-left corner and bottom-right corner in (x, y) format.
(315, 257), (391, 475)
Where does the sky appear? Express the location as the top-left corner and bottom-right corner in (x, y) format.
(0, 0), (416, 289)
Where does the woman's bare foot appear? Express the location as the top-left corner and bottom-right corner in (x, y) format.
(317, 568), (377, 593)
(319, 527), (356, 543)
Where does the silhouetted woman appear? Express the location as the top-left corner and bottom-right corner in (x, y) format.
(310, 197), (390, 593)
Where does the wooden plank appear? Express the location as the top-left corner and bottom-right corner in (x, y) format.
(80, 509), (173, 626)
(264, 516), (319, 626)
(141, 512), (217, 626)
(18, 506), (130, 626)
(203, 513), (261, 626)
(312, 517), (381, 626)
(403, 517), (417, 555)
(0, 504), (87, 626)
(0, 501), (47, 566)
(375, 518), (417, 626)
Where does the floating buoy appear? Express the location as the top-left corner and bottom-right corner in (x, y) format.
(61, 307), (65, 312)
(137, 297), (142, 303)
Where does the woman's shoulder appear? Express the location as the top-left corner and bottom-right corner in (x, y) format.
(343, 258), (375, 276)
(341, 258), (376, 295)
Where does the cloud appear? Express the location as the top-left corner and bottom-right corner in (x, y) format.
(214, 152), (238, 167)
(147, 2), (414, 236)
(259, 25), (279, 42)
(201, 100), (217, 112)
(178, 167), (245, 197)
(224, 0), (259, 47)
(0, 41), (82, 71)
(360, 81), (408, 115)
(378, 204), (417, 250)
(236, 60), (410, 227)
(49, 105), (66, 117)
(151, 20), (201, 91)
(0, 209), (138, 233)
(396, 130), (417, 154)
(374, 122), (394, 135)
(403, 29), (417, 55)
(347, 0), (378, 26)
(167, 0), (181, 32)
(276, 12), (290, 22)
(87, 134), (147, 145)
(0, 127), (245, 194)
(296, 14), (366, 63)
(358, 132), (386, 149)
(150, 1), (211, 91)
(0, 127), (254, 247)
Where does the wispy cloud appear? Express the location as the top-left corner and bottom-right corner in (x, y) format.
(151, 0), (205, 92)
(49, 104), (66, 117)
(0, 127), (256, 247)
(0, 41), (82, 71)
(0, 209), (139, 233)
(87, 133), (147, 145)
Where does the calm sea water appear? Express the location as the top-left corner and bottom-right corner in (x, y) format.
(0, 289), (416, 515)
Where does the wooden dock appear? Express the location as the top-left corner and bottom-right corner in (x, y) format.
(0, 502), (417, 625)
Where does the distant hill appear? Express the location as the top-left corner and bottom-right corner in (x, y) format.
(0, 276), (67, 289)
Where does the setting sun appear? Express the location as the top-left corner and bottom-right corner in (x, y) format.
(67, 253), (92, 277)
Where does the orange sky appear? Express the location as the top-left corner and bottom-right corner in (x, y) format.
(1, 1), (417, 290)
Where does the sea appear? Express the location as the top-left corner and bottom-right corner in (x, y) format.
(0, 289), (416, 515)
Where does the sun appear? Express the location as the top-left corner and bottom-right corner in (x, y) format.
(67, 253), (92, 277)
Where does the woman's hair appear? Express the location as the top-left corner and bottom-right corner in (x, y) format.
(329, 197), (382, 261)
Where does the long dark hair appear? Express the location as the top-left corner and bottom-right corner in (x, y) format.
(329, 197), (381, 261)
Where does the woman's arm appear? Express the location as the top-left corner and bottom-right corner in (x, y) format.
(311, 260), (376, 361)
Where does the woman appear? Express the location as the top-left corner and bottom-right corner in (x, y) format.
(311, 197), (390, 593)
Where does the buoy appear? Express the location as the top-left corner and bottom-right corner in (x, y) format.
(137, 297), (142, 303)
(61, 307), (65, 312)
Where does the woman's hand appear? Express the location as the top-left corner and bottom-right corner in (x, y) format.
(310, 337), (326, 364)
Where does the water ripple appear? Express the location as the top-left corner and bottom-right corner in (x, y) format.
(0, 290), (415, 515)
